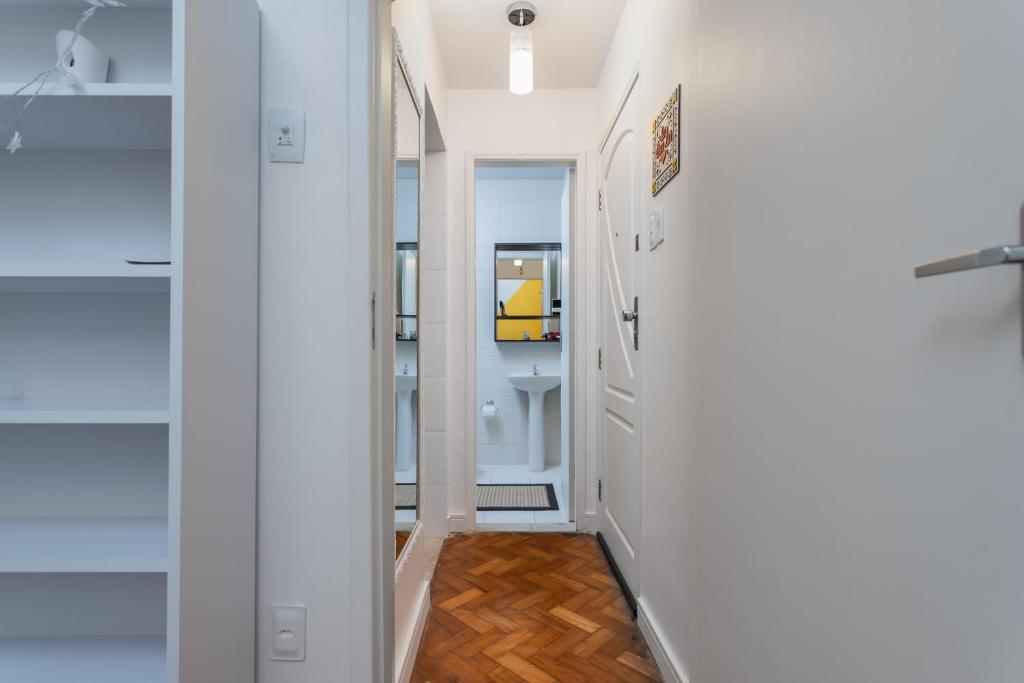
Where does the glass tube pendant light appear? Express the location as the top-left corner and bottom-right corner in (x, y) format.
(507, 2), (536, 95)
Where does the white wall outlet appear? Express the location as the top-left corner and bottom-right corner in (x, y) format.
(268, 107), (305, 163)
(648, 207), (665, 251)
(270, 604), (307, 661)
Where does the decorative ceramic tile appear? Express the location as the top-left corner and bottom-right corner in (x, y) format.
(652, 84), (681, 196)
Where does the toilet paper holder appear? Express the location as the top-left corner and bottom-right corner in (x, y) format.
(482, 400), (499, 419)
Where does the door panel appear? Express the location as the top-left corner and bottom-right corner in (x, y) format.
(599, 77), (643, 595)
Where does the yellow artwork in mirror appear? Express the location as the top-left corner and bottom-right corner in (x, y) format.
(496, 278), (544, 341)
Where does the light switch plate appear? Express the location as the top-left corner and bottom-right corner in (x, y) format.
(648, 207), (665, 251)
(270, 604), (306, 661)
(268, 107), (305, 163)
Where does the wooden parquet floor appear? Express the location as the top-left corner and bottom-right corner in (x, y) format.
(397, 531), (411, 559)
(411, 532), (662, 683)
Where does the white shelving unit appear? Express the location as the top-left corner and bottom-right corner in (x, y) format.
(0, 0), (258, 680)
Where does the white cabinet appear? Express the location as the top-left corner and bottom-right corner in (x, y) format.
(0, 0), (258, 680)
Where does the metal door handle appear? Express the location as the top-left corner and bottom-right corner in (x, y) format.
(915, 245), (1024, 278)
(622, 296), (639, 350)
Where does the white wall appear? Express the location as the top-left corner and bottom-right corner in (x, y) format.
(445, 89), (599, 527)
(596, 0), (696, 678)
(475, 172), (564, 469)
(257, 0), (380, 680)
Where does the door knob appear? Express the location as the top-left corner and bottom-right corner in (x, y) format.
(622, 296), (639, 350)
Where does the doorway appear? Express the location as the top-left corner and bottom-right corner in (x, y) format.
(467, 159), (581, 530)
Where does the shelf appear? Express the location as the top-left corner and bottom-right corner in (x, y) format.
(0, 637), (165, 683)
(0, 82), (171, 98)
(0, 517), (168, 573)
(0, 264), (171, 292)
(0, 398), (170, 424)
(1, 0), (168, 6)
(0, 83), (171, 150)
(0, 0), (169, 6)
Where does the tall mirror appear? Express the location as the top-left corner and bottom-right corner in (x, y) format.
(494, 243), (563, 342)
(394, 36), (421, 561)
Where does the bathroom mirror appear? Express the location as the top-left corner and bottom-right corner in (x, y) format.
(394, 35), (421, 560)
(396, 242), (418, 342)
(494, 243), (562, 342)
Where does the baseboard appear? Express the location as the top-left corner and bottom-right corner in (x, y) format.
(449, 513), (469, 533)
(637, 599), (689, 683)
(395, 582), (431, 683)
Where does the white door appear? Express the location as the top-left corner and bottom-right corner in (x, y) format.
(689, 2), (1024, 680)
(598, 76), (643, 597)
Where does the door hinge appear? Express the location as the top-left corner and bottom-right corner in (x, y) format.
(598, 479), (602, 502)
(598, 347), (602, 369)
(370, 292), (376, 350)
(598, 191), (603, 212)
(634, 234), (639, 252)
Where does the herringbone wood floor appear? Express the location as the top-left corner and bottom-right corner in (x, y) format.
(411, 533), (662, 683)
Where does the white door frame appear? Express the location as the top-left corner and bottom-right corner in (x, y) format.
(462, 151), (594, 531)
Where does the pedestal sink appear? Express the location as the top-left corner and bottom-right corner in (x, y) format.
(508, 373), (561, 472)
(396, 371), (417, 472)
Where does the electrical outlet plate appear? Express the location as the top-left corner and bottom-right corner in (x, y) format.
(268, 107), (305, 163)
(270, 604), (307, 661)
(648, 207), (665, 251)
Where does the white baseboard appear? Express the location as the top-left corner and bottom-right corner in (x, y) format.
(395, 583), (431, 683)
(637, 598), (689, 683)
(449, 513), (469, 532)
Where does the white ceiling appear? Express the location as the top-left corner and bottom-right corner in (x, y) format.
(428, 0), (626, 90)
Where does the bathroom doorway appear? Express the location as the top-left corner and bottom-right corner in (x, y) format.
(470, 160), (578, 529)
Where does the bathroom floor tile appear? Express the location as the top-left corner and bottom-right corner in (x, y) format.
(481, 510), (533, 524)
(489, 465), (530, 484)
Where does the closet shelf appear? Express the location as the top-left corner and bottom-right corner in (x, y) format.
(0, 517), (168, 574)
(0, 264), (171, 292)
(0, 0), (170, 6)
(0, 83), (172, 98)
(0, 83), (171, 151)
(0, 264), (171, 278)
(0, 398), (170, 424)
(0, 637), (166, 683)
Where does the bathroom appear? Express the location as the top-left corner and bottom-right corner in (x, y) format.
(474, 163), (573, 527)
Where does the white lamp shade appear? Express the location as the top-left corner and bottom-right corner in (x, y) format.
(509, 28), (533, 95)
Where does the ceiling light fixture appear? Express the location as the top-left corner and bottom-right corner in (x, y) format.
(507, 2), (536, 95)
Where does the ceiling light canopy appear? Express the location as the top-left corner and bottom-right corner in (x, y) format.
(507, 2), (536, 95)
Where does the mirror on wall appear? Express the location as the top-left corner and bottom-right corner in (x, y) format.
(494, 243), (562, 343)
(396, 241), (418, 342)
(394, 39), (421, 560)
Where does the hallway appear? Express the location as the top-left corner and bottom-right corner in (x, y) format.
(411, 533), (661, 682)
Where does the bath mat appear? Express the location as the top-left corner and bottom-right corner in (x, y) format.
(395, 483), (417, 510)
(476, 483), (558, 511)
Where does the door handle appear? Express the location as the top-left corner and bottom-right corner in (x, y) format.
(622, 296), (639, 350)
(915, 245), (1024, 278)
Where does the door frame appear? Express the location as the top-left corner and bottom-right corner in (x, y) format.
(596, 65), (645, 602)
(462, 151), (594, 531)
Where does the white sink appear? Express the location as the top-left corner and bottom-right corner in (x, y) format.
(395, 371), (417, 471)
(395, 373), (417, 392)
(508, 373), (561, 472)
(508, 374), (561, 393)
